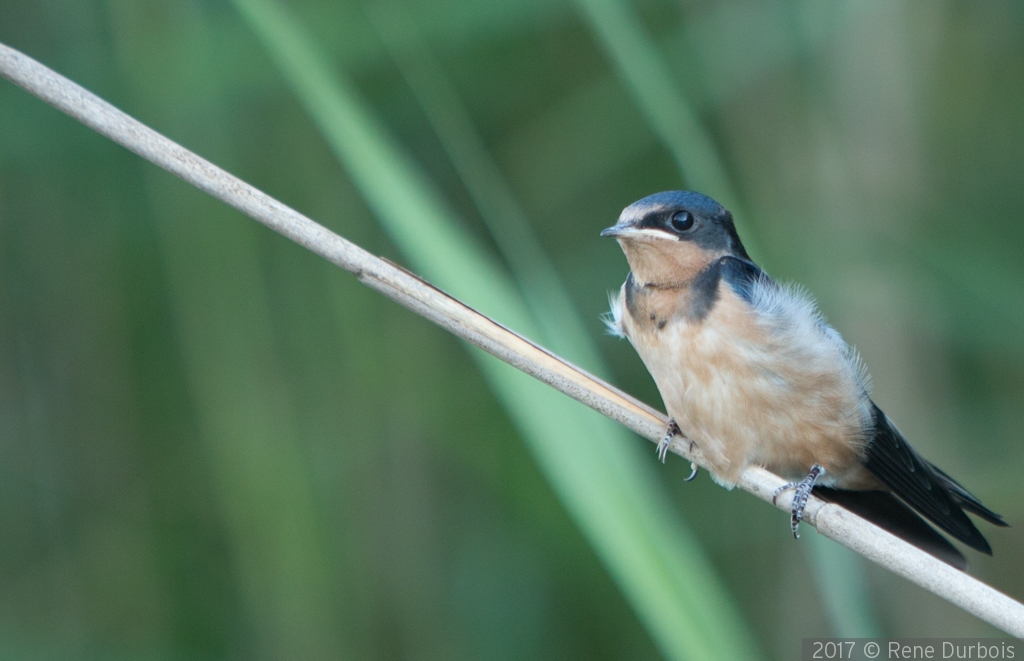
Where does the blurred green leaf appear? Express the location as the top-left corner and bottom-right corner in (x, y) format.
(365, 1), (605, 373)
(232, 0), (761, 658)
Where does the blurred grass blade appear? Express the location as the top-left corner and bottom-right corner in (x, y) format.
(576, 0), (888, 634)
(917, 241), (1024, 358)
(232, 1), (761, 659)
(807, 532), (883, 637)
(573, 0), (760, 258)
(365, 1), (603, 373)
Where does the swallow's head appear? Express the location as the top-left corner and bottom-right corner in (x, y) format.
(601, 191), (749, 286)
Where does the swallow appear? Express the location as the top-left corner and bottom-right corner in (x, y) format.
(602, 190), (1007, 569)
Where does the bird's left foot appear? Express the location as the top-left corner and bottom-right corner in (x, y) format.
(772, 464), (824, 539)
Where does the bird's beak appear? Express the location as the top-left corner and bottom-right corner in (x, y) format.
(602, 223), (668, 240)
(600, 222), (631, 238)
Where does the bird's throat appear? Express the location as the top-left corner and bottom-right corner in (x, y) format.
(617, 238), (724, 290)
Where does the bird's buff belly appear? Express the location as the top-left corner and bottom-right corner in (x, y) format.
(627, 311), (873, 489)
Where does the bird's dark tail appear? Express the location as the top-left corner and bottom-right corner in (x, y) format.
(929, 464), (1008, 528)
(860, 404), (1005, 557)
(813, 487), (968, 570)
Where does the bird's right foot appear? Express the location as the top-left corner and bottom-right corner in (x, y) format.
(772, 465), (824, 538)
(657, 419), (682, 464)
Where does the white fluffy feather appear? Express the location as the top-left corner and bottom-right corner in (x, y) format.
(603, 290), (626, 338)
(747, 277), (872, 396)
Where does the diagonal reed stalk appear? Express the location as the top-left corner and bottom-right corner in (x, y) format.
(2, 40), (1022, 642)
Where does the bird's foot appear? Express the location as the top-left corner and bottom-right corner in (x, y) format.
(656, 420), (700, 481)
(656, 419), (682, 464)
(772, 464), (824, 539)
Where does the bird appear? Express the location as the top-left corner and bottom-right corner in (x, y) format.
(601, 190), (1007, 569)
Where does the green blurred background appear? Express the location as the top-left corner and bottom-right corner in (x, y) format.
(1, 1), (1022, 659)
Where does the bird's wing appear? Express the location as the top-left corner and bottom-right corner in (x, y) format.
(861, 404), (993, 554)
(718, 256), (767, 304)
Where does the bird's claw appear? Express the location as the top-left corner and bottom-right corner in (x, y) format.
(657, 419), (699, 481)
(772, 464), (824, 539)
(657, 419), (682, 464)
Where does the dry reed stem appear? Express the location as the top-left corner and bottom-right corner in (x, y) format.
(2, 41), (1021, 636)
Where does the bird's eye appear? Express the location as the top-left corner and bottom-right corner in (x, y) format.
(669, 210), (694, 232)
